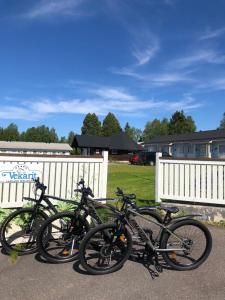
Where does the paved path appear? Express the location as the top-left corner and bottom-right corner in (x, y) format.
(0, 226), (225, 300)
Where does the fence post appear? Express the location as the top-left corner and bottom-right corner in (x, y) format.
(101, 151), (108, 198)
(155, 152), (162, 203)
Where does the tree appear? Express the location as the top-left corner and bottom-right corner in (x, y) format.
(219, 112), (225, 129)
(168, 111), (196, 135)
(0, 127), (4, 140)
(2, 123), (20, 141)
(102, 112), (121, 136)
(143, 118), (169, 142)
(60, 136), (67, 143)
(81, 113), (101, 135)
(22, 125), (58, 143)
(124, 122), (133, 139)
(124, 122), (142, 142)
(67, 131), (76, 145)
(132, 128), (143, 142)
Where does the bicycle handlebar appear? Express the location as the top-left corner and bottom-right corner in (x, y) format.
(74, 179), (94, 198)
(34, 177), (47, 192)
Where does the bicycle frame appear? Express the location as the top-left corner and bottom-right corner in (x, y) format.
(125, 208), (191, 253)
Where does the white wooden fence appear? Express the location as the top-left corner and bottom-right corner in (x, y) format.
(155, 152), (225, 205)
(0, 151), (108, 208)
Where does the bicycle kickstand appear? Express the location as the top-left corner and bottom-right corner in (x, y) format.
(153, 253), (163, 274)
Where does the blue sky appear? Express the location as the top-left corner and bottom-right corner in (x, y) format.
(0, 0), (225, 137)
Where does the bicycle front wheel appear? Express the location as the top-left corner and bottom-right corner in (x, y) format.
(37, 212), (89, 263)
(0, 208), (48, 255)
(160, 219), (212, 270)
(79, 223), (132, 275)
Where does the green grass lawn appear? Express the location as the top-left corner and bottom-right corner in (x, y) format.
(107, 163), (155, 202)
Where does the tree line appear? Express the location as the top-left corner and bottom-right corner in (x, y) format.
(0, 124), (75, 145)
(1, 111), (225, 145)
(81, 111), (197, 142)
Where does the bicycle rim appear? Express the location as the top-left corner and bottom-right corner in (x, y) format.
(81, 224), (132, 274)
(38, 213), (88, 262)
(1, 209), (47, 254)
(161, 220), (212, 270)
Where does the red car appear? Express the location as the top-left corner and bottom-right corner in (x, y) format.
(129, 151), (170, 165)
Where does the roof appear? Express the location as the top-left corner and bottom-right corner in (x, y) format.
(73, 132), (143, 151)
(0, 141), (72, 151)
(109, 132), (143, 150)
(145, 129), (225, 145)
(74, 135), (110, 148)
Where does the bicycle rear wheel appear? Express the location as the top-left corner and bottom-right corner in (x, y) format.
(37, 212), (89, 263)
(79, 223), (132, 275)
(160, 219), (212, 270)
(0, 208), (48, 255)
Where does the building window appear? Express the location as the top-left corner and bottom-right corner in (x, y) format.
(219, 145), (225, 154)
(111, 149), (118, 154)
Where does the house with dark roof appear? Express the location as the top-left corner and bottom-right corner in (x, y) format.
(73, 132), (143, 155)
(144, 129), (225, 159)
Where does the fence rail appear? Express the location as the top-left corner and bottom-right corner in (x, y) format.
(0, 151), (108, 208)
(156, 153), (225, 205)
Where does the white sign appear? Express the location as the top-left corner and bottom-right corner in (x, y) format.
(0, 163), (43, 183)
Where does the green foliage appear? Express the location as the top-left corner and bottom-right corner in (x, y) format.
(169, 111), (196, 134)
(56, 201), (77, 212)
(21, 125), (58, 143)
(60, 136), (67, 143)
(81, 113), (101, 135)
(124, 122), (143, 142)
(0, 123), (20, 141)
(143, 118), (169, 142)
(0, 208), (15, 224)
(67, 131), (76, 146)
(102, 112), (121, 136)
(219, 112), (225, 129)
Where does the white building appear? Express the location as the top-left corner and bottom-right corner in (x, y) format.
(144, 129), (225, 159)
(0, 141), (72, 155)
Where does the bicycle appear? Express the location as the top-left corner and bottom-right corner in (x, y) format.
(79, 188), (212, 275)
(36, 185), (162, 264)
(0, 178), (77, 255)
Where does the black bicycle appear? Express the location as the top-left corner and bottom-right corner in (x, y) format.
(36, 186), (162, 264)
(0, 178), (77, 255)
(79, 188), (212, 275)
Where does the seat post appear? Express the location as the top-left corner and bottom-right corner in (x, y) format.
(163, 211), (172, 225)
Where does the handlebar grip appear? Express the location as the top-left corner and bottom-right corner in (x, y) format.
(74, 189), (82, 193)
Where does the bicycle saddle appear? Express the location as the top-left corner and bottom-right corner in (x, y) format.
(161, 206), (179, 214)
(124, 194), (136, 200)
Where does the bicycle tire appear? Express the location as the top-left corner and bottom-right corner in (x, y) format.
(79, 223), (132, 275)
(160, 219), (212, 270)
(37, 211), (90, 263)
(0, 208), (48, 255)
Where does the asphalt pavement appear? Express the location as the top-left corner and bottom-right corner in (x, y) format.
(0, 225), (225, 300)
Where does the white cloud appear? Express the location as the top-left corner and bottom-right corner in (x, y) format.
(113, 67), (192, 86)
(29, 93), (202, 116)
(90, 87), (136, 101)
(165, 94), (202, 111)
(131, 34), (159, 66)
(169, 49), (225, 69)
(198, 76), (225, 91)
(200, 27), (225, 40)
(0, 106), (40, 121)
(213, 78), (225, 90)
(0, 86), (203, 121)
(24, 0), (89, 19)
